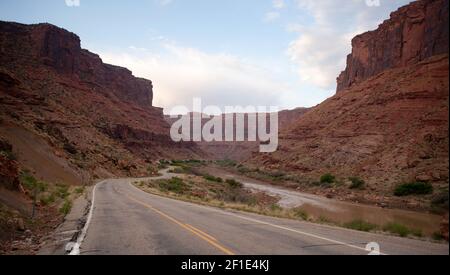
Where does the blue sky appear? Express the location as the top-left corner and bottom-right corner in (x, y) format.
(0, 0), (411, 113)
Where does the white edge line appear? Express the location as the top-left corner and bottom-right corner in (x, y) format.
(129, 182), (387, 255)
(68, 181), (102, 255)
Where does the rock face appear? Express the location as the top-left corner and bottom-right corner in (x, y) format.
(337, 0), (449, 92)
(0, 22), (153, 108)
(247, 0), (449, 208)
(0, 21), (198, 180)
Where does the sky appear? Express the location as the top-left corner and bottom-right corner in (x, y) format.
(0, 0), (411, 113)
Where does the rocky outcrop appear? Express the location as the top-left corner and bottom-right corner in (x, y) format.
(0, 21), (198, 179)
(337, 0), (449, 92)
(0, 21), (153, 108)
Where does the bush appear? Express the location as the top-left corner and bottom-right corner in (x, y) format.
(59, 200), (72, 215)
(226, 179), (243, 189)
(293, 208), (309, 221)
(349, 177), (365, 190)
(320, 173), (336, 184)
(383, 222), (414, 237)
(159, 177), (188, 194)
(344, 219), (377, 232)
(203, 175), (223, 183)
(55, 184), (70, 199)
(431, 192), (449, 209)
(40, 194), (56, 206)
(394, 182), (433, 197)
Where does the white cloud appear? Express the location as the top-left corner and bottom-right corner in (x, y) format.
(287, 0), (411, 90)
(264, 11), (280, 22)
(273, 0), (286, 9)
(98, 43), (291, 113)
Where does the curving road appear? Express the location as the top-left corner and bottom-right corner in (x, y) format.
(71, 170), (449, 255)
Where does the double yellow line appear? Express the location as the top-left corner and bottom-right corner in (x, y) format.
(126, 194), (235, 255)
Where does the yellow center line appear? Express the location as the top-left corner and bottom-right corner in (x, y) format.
(125, 194), (235, 255)
(185, 223), (218, 242)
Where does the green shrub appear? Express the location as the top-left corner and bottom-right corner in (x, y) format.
(431, 192), (449, 209)
(56, 185), (70, 199)
(226, 179), (243, 189)
(203, 175), (223, 183)
(320, 173), (336, 184)
(349, 177), (365, 190)
(59, 200), (72, 215)
(432, 232), (445, 241)
(40, 194), (56, 206)
(383, 222), (412, 237)
(270, 204), (282, 212)
(75, 187), (85, 194)
(394, 182), (433, 197)
(344, 219), (377, 232)
(159, 177), (188, 194)
(293, 208), (309, 220)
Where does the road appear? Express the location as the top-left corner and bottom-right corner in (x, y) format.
(73, 171), (449, 255)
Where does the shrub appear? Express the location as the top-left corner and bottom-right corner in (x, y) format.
(75, 187), (85, 194)
(383, 222), (411, 237)
(203, 175), (223, 183)
(293, 208), (309, 221)
(344, 220), (377, 232)
(394, 182), (433, 197)
(226, 179), (243, 189)
(56, 185), (70, 199)
(59, 200), (72, 215)
(431, 192), (449, 209)
(40, 194), (56, 206)
(432, 232), (445, 241)
(320, 173), (336, 184)
(159, 177), (188, 194)
(269, 204), (282, 212)
(349, 177), (365, 190)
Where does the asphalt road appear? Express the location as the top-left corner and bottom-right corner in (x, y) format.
(73, 175), (449, 255)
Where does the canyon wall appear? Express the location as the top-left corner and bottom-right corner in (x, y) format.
(337, 0), (449, 92)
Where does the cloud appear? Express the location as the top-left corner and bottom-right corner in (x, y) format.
(99, 43), (290, 113)
(273, 0), (286, 9)
(286, 0), (411, 90)
(264, 11), (280, 22)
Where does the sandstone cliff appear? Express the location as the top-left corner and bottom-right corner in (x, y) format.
(247, 0), (449, 209)
(0, 21), (198, 181)
(337, 0), (449, 92)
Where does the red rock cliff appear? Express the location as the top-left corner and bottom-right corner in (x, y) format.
(0, 21), (153, 108)
(337, 0), (449, 92)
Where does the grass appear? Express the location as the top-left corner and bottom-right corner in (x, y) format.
(394, 182), (433, 197)
(344, 219), (377, 232)
(349, 177), (365, 190)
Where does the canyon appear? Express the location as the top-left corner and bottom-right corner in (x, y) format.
(0, 0), (448, 254)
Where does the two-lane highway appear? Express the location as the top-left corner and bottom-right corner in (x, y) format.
(73, 176), (449, 255)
